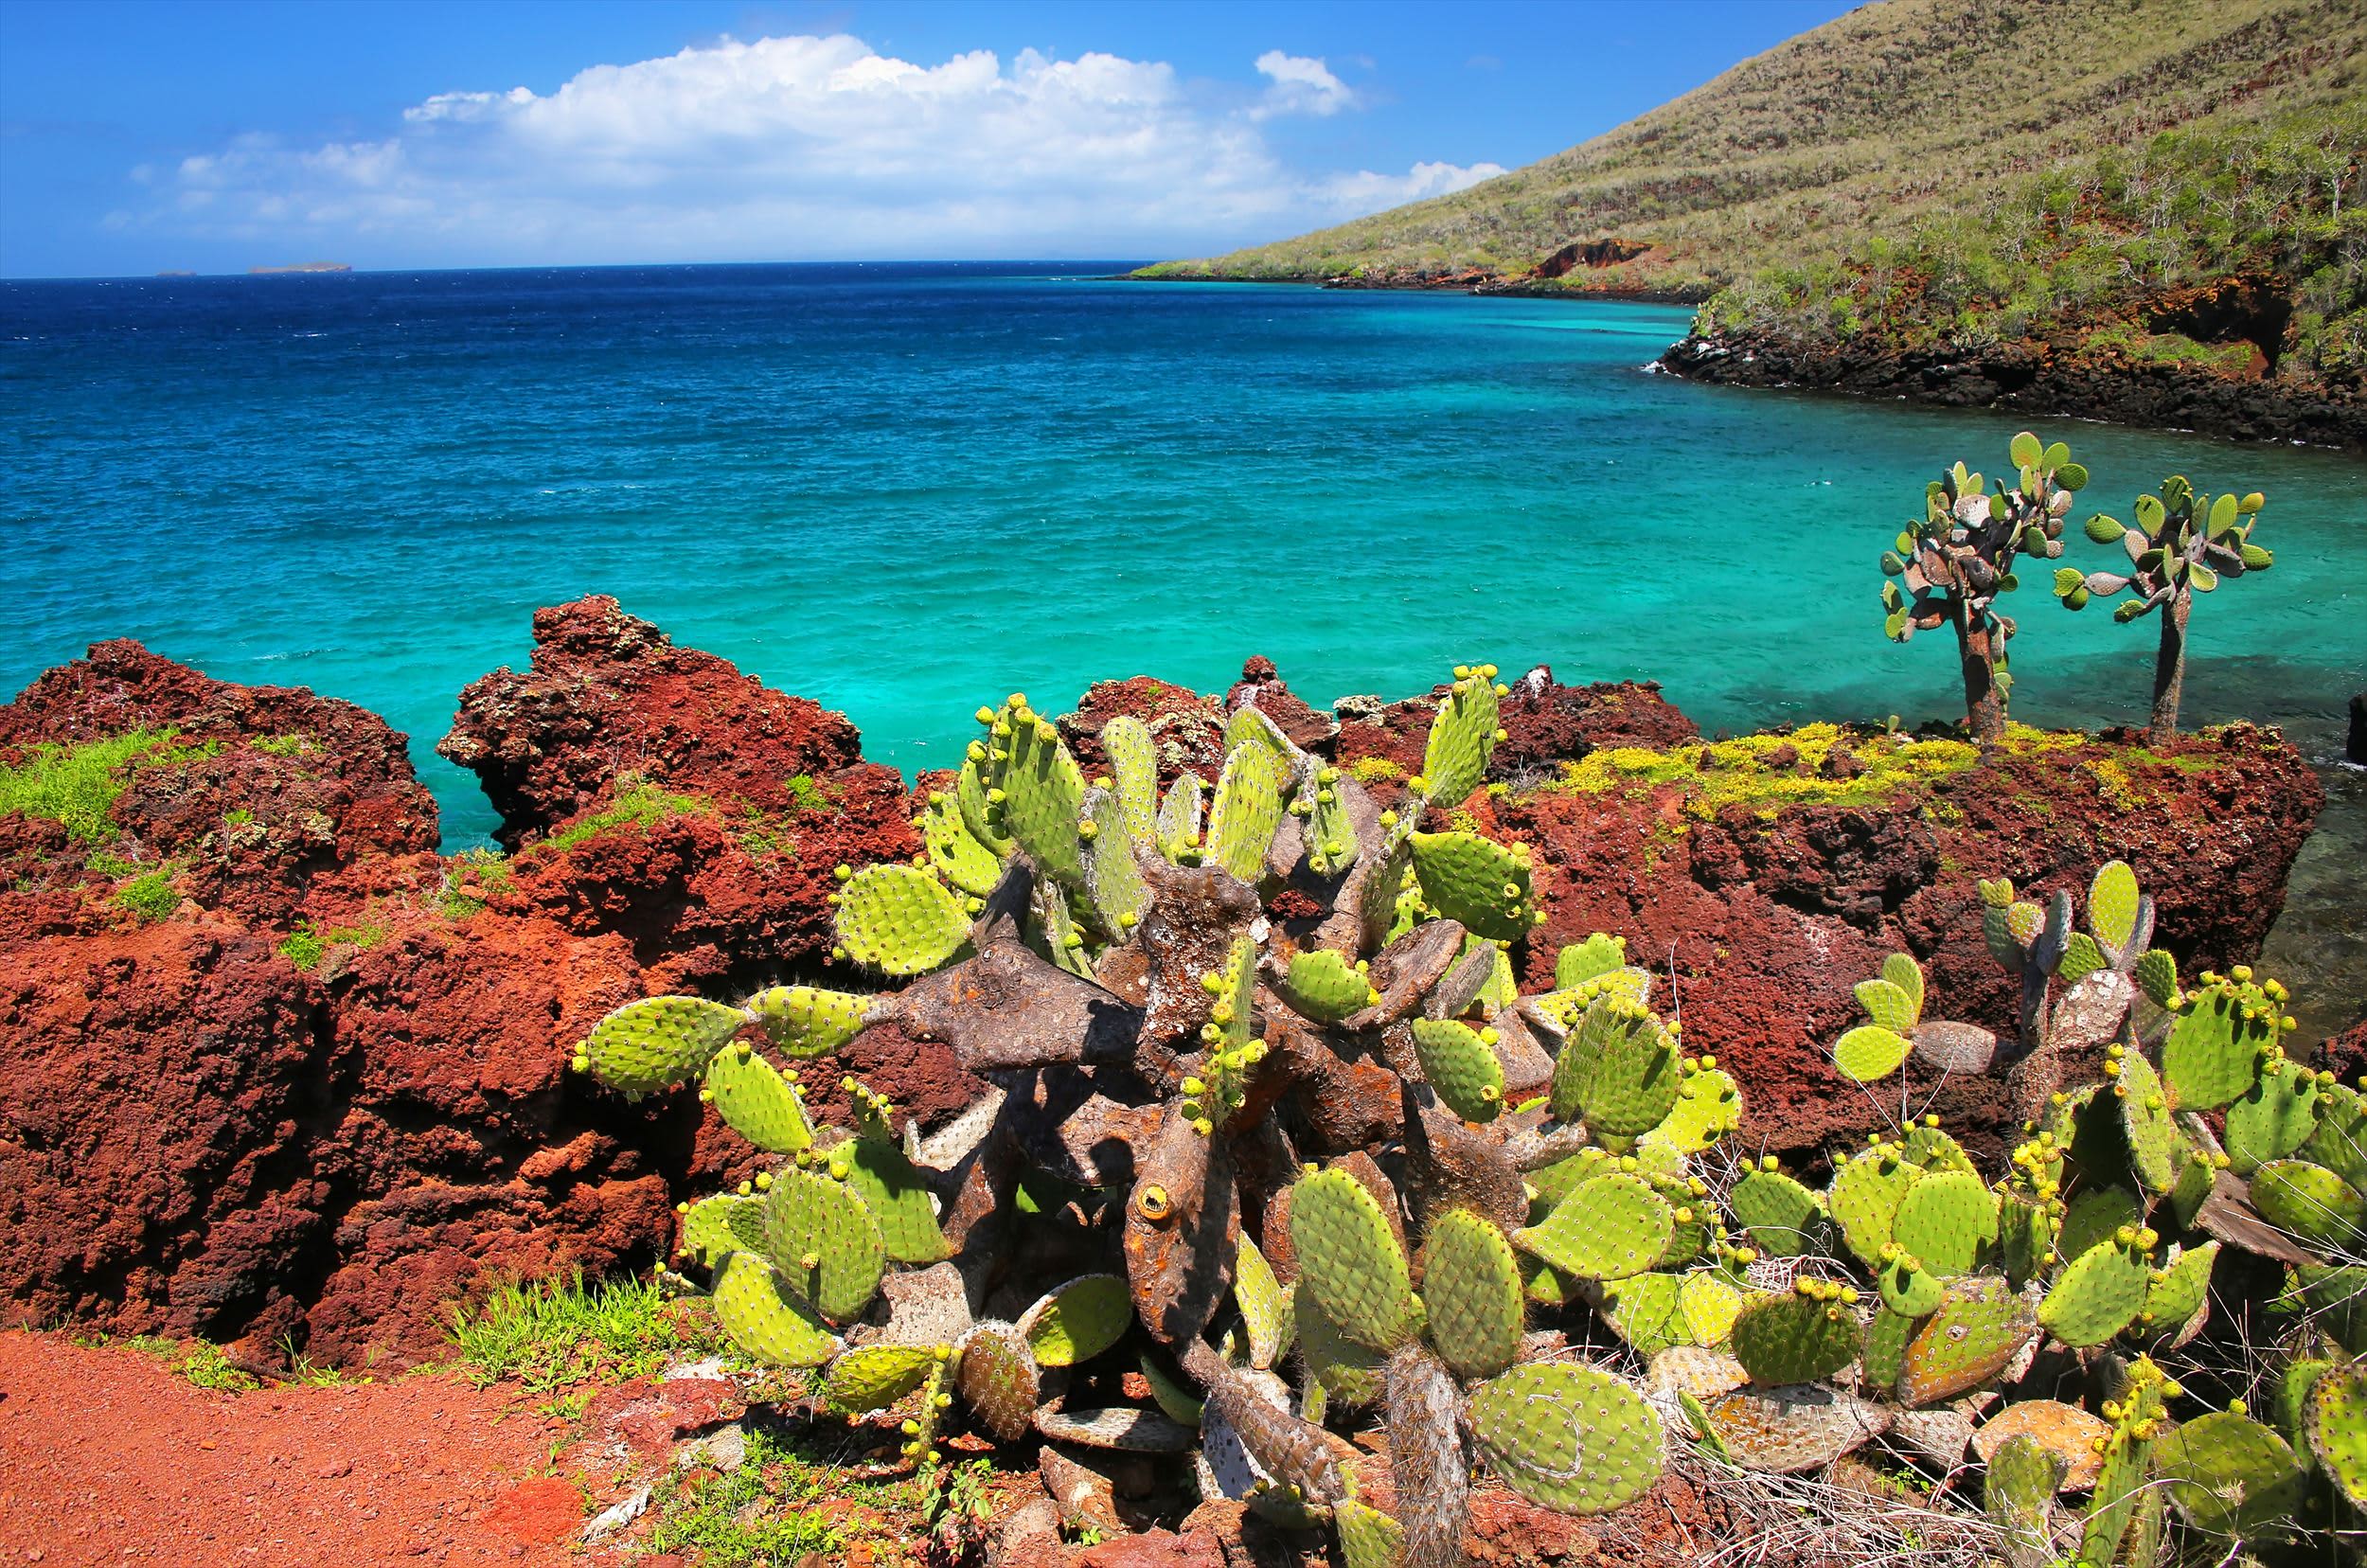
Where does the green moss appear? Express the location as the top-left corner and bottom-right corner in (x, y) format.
(540, 780), (707, 855)
(1349, 757), (1405, 785)
(0, 728), (197, 844)
(1546, 723), (1979, 820)
(113, 870), (182, 923)
(783, 773), (833, 816)
(436, 847), (512, 919)
(250, 733), (316, 757)
(276, 918), (390, 971)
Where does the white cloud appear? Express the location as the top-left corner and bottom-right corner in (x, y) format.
(116, 36), (1498, 264)
(1253, 50), (1354, 118)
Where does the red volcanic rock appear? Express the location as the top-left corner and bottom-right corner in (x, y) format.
(1334, 666), (1697, 802)
(437, 596), (871, 844)
(1059, 676), (1227, 785)
(1224, 657), (1336, 754)
(0, 639), (438, 927)
(1492, 722), (2323, 1166)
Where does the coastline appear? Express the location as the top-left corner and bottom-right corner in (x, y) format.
(1130, 268), (2365, 451)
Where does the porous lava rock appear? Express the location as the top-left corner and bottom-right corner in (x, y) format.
(1059, 675), (1228, 785)
(1333, 664), (1698, 800)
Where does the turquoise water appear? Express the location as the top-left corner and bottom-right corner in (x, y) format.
(4, 262), (2363, 854)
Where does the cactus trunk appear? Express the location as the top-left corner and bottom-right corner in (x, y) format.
(1953, 606), (2005, 743)
(1387, 1345), (1470, 1568)
(2149, 591), (2188, 745)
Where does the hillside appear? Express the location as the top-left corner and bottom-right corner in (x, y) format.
(1142, 0), (2367, 441)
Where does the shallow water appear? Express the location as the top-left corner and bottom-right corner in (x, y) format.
(3, 262), (2360, 1016)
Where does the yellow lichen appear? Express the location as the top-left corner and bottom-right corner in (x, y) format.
(1348, 756), (1405, 785)
(1547, 724), (1978, 821)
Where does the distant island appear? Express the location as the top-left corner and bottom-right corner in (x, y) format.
(1140, 0), (2364, 448)
(249, 260), (352, 275)
(154, 270), (195, 277)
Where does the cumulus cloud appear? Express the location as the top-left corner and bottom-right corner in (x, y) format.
(118, 35), (1498, 264)
(1253, 50), (1355, 118)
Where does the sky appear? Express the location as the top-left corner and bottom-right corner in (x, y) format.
(0, 0), (1860, 278)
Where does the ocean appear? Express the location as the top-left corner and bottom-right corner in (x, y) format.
(3, 261), (2362, 1015)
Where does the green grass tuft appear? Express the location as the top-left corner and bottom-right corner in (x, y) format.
(0, 728), (193, 844)
(541, 781), (707, 855)
(443, 1272), (721, 1395)
(276, 918), (390, 971)
(113, 870), (182, 922)
(129, 1335), (261, 1393)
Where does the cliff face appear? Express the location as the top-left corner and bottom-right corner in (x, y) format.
(0, 602), (2334, 1364)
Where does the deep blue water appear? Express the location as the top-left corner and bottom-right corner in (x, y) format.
(4, 261), (2363, 859)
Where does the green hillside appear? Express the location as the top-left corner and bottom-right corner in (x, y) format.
(1143, 0), (2367, 392)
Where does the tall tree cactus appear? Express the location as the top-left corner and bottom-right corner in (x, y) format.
(1880, 431), (2085, 743)
(2056, 476), (2269, 744)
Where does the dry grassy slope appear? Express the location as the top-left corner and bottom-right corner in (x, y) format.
(1143, 0), (2364, 294)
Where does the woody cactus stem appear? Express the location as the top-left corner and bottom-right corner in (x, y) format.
(2150, 594), (2190, 750)
(1880, 430), (2084, 744)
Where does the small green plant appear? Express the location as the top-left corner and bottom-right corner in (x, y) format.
(783, 773), (832, 815)
(113, 870), (182, 922)
(641, 1422), (920, 1563)
(540, 780), (705, 855)
(1879, 432), (2084, 743)
(2056, 476), (2270, 744)
(250, 733), (314, 757)
(443, 1271), (719, 1395)
(278, 923), (328, 971)
(0, 728), (190, 843)
(436, 847), (512, 919)
(130, 1335), (260, 1393)
(222, 808), (255, 828)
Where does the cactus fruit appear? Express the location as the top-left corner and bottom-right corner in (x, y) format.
(1419, 1209), (1524, 1380)
(1731, 1280), (1864, 1387)
(1016, 1274), (1131, 1367)
(1469, 1362), (1664, 1515)
(1513, 1173), (1674, 1283)
(712, 1251), (840, 1367)
(2154, 1411), (2308, 1535)
(1411, 1018), (1505, 1124)
(1291, 1168), (1417, 1351)
(577, 994), (744, 1094)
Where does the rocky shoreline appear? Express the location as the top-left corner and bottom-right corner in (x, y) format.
(0, 596), (2350, 1368)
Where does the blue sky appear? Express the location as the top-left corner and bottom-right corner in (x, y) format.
(0, 0), (1859, 277)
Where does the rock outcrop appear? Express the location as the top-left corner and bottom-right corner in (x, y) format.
(0, 602), (2336, 1365)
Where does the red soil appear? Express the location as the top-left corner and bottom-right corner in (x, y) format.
(0, 1332), (573, 1567)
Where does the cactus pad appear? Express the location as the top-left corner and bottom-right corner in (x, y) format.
(1100, 715), (1160, 848)
(1891, 1169), (1999, 1275)
(823, 1344), (940, 1414)
(2251, 1158), (2366, 1250)
(1290, 1167), (1415, 1350)
(701, 1042), (815, 1153)
(2136, 1241), (2216, 1336)
(2162, 979), (2279, 1114)
(1079, 787), (1148, 933)
(1731, 1282), (1864, 1386)
(1513, 1172), (1673, 1282)
(1333, 1498), (1405, 1568)
(576, 994), (743, 1094)
(1469, 1362), (1664, 1516)
(2305, 1361), (2367, 1507)
(1154, 770), (1203, 861)
(1877, 1255), (1944, 1318)
(1648, 1066), (1742, 1155)
(1599, 1271), (1691, 1356)
(2057, 1184), (2141, 1264)
(1832, 1024), (1912, 1083)
(761, 1165), (887, 1323)
(1973, 1399), (2106, 1491)
(1274, 948), (1376, 1025)
(677, 1192), (766, 1271)
(920, 791), (1003, 896)
(712, 1252), (840, 1367)
(2154, 1411), (2307, 1534)
(1411, 1018), (1505, 1124)
(1853, 974), (1920, 1034)
(1828, 1145), (1920, 1268)
(1896, 1279), (2035, 1406)
(835, 864), (971, 975)
(1406, 829), (1533, 942)
(2302, 1082), (2367, 1191)
(748, 984), (878, 1060)
(1555, 934), (1627, 989)
(2108, 1047), (2183, 1192)
(2225, 1060), (2323, 1174)
(1730, 1168), (1822, 1256)
(1984, 1433), (2063, 1560)
(952, 1322), (1041, 1442)
(1205, 740), (1284, 884)
(1419, 667), (1502, 811)
(836, 1126), (950, 1265)
(2038, 1235), (2149, 1347)
(1034, 1405), (1198, 1452)
(1296, 1289), (1385, 1407)
(1421, 1209), (1524, 1380)
(1703, 1383), (1887, 1473)
(1232, 1238), (1289, 1371)
(1557, 995), (1682, 1136)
